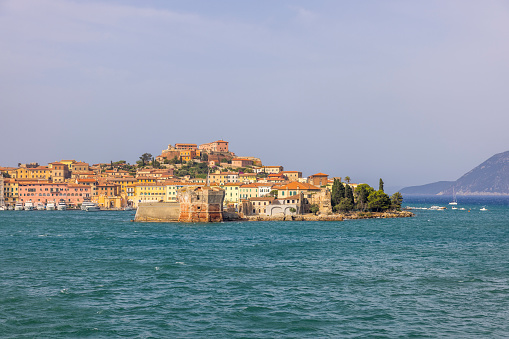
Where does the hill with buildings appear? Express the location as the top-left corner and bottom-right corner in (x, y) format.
(401, 150), (509, 195)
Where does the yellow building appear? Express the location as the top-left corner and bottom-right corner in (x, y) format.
(3, 178), (18, 205)
(239, 173), (257, 183)
(165, 182), (201, 202)
(13, 167), (52, 180)
(92, 195), (127, 209)
(209, 173), (229, 185)
(221, 183), (242, 204)
(136, 183), (166, 203)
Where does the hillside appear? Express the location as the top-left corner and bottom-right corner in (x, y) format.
(401, 151), (509, 195)
(400, 181), (454, 195)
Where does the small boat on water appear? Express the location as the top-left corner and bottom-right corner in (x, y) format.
(81, 201), (95, 211)
(83, 202), (101, 212)
(7, 205), (14, 210)
(46, 201), (56, 210)
(480, 207), (488, 211)
(124, 206), (134, 211)
(429, 205), (446, 210)
(24, 201), (34, 211)
(15, 202), (24, 211)
(449, 188), (458, 205)
(57, 200), (67, 211)
(36, 202), (46, 210)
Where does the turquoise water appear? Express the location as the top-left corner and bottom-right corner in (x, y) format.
(1, 197), (509, 338)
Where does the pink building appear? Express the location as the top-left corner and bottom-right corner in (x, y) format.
(199, 140), (229, 153)
(231, 158), (253, 168)
(18, 182), (91, 206)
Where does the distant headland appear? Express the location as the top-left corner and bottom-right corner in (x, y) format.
(401, 150), (509, 196)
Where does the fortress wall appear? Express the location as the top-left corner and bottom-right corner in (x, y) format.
(134, 202), (180, 222)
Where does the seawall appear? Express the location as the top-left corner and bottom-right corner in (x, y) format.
(134, 202), (180, 222)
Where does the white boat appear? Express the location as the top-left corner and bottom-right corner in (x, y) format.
(7, 205), (14, 210)
(124, 206), (134, 211)
(429, 205), (446, 210)
(81, 201), (95, 211)
(449, 188), (458, 205)
(451, 207), (457, 210)
(480, 207), (488, 211)
(57, 200), (67, 211)
(84, 202), (101, 212)
(0, 205), (5, 211)
(24, 201), (34, 211)
(15, 203), (24, 211)
(36, 202), (46, 210)
(459, 208), (466, 210)
(46, 201), (56, 210)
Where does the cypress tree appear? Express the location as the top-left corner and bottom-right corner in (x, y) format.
(345, 184), (355, 206)
(379, 178), (384, 192)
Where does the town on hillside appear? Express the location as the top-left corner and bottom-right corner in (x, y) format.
(0, 139), (402, 214)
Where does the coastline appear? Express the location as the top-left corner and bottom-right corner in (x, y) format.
(242, 210), (414, 222)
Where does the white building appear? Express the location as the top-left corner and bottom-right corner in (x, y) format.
(0, 174), (4, 207)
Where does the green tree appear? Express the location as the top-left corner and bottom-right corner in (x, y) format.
(345, 184), (355, 206)
(379, 178), (384, 192)
(310, 204), (319, 215)
(367, 190), (391, 212)
(391, 192), (403, 210)
(269, 190), (278, 198)
(336, 197), (354, 212)
(331, 179), (345, 207)
(354, 184), (374, 211)
(139, 153), (152, 167)
(345, 176), (351, 184)
(201, 153), (208, 162)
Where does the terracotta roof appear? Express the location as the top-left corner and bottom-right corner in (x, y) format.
(279, 182), (320, 190)
(310, 173), (328, 177)
(248, 197), (275, 201)
(240, 183), (258, 188)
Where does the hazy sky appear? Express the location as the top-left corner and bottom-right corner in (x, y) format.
(2, 0), (509, 189)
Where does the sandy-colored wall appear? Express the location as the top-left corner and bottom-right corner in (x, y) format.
(134, 202), (180, 222)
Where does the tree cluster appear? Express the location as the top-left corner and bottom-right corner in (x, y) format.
(331, 178), (403, 212)
(174, 161), (209, 178)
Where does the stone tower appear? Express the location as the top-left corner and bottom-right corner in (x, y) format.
(177, 186), (225, 222)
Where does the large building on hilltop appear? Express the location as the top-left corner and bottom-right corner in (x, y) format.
(199, 140), (229, 153)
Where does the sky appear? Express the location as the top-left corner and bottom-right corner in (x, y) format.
(1, 0), (509, 190)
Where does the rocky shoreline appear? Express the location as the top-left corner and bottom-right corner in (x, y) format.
(240, 210), (414, 222)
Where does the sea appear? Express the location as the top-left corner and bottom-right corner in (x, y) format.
(1, 196), (508, 338)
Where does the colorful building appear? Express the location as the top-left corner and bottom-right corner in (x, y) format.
(308, 173), (329, 187)
(199, 140), (229, 153)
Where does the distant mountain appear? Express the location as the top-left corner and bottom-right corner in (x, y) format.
(401, 151), (509, 195)
(400, 181), (454, 195)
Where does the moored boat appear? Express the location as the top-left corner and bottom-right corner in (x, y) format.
(15, 202), (24, 211)
(84, 203), (101, 212)
(36, 202), (46, 210)
(46, 201), (56, 210)
(24, 201), (34, 211)
(57, 200), (67, 211)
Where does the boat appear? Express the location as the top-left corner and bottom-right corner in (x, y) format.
(7, 205), (14, 210)
(46, 201), (56, 210)
(449, 188), (458, 205)
(15, 203), (24, 211)
(81, 201), (96, 211)
(24, 201), (34, 211)
(429, 205), (446, 210)
(0, 205), (5, 211)
(459, 207), (466, 211)
(36, 202), (46, 210)
(451, 207), (457, 210)
(124, 206), (134, 211)
(480, 207), (488, 211)
(57, 200), (67, 211)
(84, 202), (101, 212)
